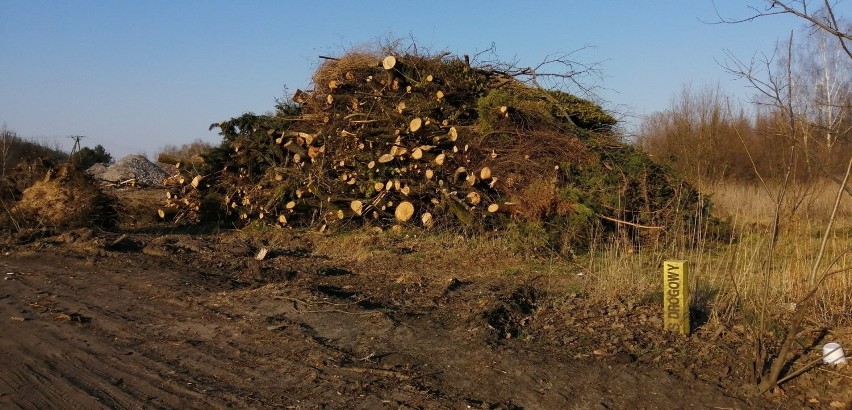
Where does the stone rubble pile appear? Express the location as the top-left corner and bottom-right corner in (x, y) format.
(98, 155), (169, 186)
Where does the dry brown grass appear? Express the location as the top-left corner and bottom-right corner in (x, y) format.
(244, 179), (850, 325)
(707, 179), (852, 229)
(577, 179), (852, 324)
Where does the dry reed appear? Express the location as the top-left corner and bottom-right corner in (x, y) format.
(578, 179), (851, 323)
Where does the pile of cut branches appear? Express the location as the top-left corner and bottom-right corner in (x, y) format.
(164, 49), (702, 245)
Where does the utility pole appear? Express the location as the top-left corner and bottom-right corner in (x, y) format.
(69, 135), (86, 156)
(68, 135), (86, 166)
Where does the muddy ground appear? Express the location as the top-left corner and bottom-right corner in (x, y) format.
(0, 188), (849, 409)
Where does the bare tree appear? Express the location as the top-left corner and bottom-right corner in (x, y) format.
(158, 139), (215, 160)
(796, 27), (852, 153)
(721, 32), (852, 192)
(713, 0), (852, 59)
(713, 0), (852, 393)
(1, 125), (14, 177)
(638, 84), (756, 184)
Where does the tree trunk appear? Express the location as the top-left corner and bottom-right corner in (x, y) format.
(487, 203), (519, 214)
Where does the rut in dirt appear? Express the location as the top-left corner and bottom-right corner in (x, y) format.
(0, 246), (751, 409)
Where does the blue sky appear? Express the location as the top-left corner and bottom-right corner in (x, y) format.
(0, 1), (825, 158)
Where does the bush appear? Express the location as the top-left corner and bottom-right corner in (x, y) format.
(71, 145), (112, 170)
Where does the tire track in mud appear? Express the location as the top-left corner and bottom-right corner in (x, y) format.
(1, 251), (753, 409)
(0, 255), (433, 408)
(0, 259), (214, 409)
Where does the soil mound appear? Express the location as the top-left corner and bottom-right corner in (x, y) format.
(1, 158), (57, 226)
(8, 157), (58, 193)
(8, 166), (115, 229)
(99, 155), (168, 186)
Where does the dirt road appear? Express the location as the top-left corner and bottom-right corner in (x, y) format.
(0, 233), (753, 409)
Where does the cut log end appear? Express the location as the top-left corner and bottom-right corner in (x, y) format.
(389, 145), (407, 157)
(382, 55), (397, 70)
(394, 201), (415, 222)
(466, 191), (481, 206)
(350, 200), (364, 216)
(409, 117), (423, 133)
(434, 153), (446, 167)
(421, 212), (434, 228)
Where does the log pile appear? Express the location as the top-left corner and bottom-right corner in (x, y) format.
(163, 49), (701, 242)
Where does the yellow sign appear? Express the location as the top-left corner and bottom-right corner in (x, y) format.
(663, 260), (689, 335)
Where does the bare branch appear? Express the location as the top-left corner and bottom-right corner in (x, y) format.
(476, 46), (606, 98)
(759, 154), (852, 392)
(706, 0), (787, 25)
(711, 0), (852, 59)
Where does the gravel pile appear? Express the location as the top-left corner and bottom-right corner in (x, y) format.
(86, 163), (109, 178)
(99, 155), (169, 186)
